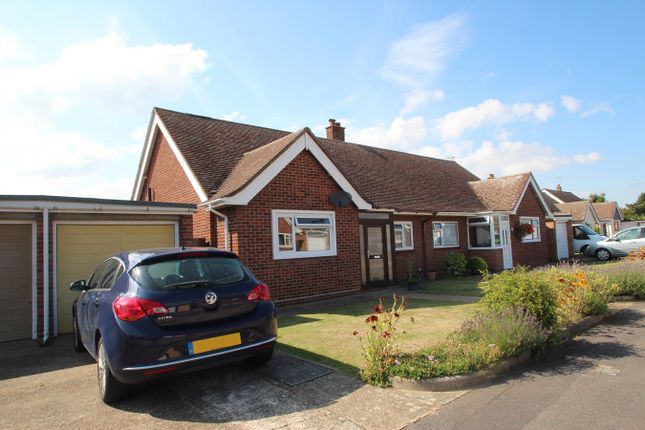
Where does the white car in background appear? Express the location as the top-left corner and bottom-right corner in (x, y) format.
(572, 224), (607, 255)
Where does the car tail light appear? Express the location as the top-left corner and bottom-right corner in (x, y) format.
(113, 296), (169, 321)
(247, 284), (270, 301)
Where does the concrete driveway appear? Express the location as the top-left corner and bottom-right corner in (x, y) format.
(0, 335), (464, 430)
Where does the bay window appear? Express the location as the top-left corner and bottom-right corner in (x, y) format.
(433, 222), (459, 248)
(272, 210), (336, 259)
(467, 215), (506, 249)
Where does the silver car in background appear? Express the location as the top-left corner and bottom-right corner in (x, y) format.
(585, 226), (645, 261)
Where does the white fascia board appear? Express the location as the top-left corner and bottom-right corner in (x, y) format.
(542, 189), (565, 204)
(131, 112), (208, 202)
(212, 132), (373, 210)
(0, 200), (194, 214)
(512, 174), (554, 217)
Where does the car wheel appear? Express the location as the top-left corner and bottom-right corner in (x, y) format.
(97, 338), (129, 404)
(579, 245), (588, 256)
(595, 248), (611, 261)
(244, 345), (274, 367)
(72, 313), (85, 353)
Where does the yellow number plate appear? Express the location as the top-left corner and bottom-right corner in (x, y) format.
(188, 333), (241, 355)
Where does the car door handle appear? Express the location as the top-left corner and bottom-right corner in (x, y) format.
(93, 300), (100, 307)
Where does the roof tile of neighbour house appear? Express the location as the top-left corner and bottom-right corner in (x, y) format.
(592, 202), (622, 221)
(152, 108), (547, 214)
(467, 173), (530, 212)
(553, 201), (593, 222)
(543, 188), (582, 203)
(541, 192), (562, 214)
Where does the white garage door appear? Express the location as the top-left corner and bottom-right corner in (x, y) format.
(57, 223), (176, 334)
(0, 224), (34, 342)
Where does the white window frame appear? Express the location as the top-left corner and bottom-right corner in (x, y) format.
(519, 216), (541, 243)
(433, 221), (459, 248)
(393, 221), (414, 251)
(467, 214), (511, 250)
(272, 210), (337, 260)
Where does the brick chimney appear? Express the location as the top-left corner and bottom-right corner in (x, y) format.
(487, 173), (495, 180)
(556, 184), (562, 191)
(326, 118), (345, 141)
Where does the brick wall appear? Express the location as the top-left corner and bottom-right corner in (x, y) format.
(510, 186), (550, 267)
(139, 132), (211, 244)
(227, 151), (362, 304)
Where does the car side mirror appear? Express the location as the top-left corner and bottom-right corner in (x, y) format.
(70, 280), (88, 291)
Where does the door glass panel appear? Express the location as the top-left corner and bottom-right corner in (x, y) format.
(367, 227), (385, 282)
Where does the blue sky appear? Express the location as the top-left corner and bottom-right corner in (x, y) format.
(0, 1), (643, 205)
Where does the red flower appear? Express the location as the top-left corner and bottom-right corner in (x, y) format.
(382, 331), (390, 338)
(365, 315), (378, 323)
(558, 278), (566, 283)
(373, 304), (384, 314)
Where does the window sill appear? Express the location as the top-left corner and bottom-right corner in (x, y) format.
(467, 247), (502, 251)
(521, 239), (541, 243)
(273, 251), (337, 260)
(395, 247), (414, 252)
(433, 245), (460, 249)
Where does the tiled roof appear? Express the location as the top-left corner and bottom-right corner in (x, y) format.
(543, 188), (582, 203)
(153, 108), (543, 213)
(213, 129), (306, 199)
(592, 202), (622, 221)
(468, 174), (530, 212)
(542, 192), (563, 214)
(554, 201), (592, 222)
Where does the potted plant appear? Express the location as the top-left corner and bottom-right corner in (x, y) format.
(426, 270), (437, 282)
(516, 222), (534, 239)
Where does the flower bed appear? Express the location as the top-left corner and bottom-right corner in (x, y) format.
(356, 262), (629, 387)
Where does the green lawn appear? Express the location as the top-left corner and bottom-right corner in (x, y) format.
(276, 296), (479, 375)
(418, 275), (485, 297)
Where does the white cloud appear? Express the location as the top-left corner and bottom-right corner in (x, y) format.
(0, 31), (209, 198)
(459, 140), (571, 177)
(346, 116), (428, 149)
(435, 99), (555, 141)
(0, 26), (21, 63)
(560, 95), (581, 113)
(494, 129), (512, 140)
(379, 13), (469, 87)
(223, 111), (247, 122)
(399, 89), (444, 115)
(130, 126), (148, 141)
(574, 152), (603, 164)
(0, 31), (208, 116)
(581, 104), (614, 118)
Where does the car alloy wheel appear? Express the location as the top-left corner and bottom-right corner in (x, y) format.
(97, 338), (129, 403)
(596, 249), (611, 261)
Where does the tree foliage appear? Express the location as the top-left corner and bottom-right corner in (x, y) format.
(588, 192), (606, 203)
(623, 192), (645, 221)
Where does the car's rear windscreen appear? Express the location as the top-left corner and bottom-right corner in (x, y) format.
(130, 256), (248, 290)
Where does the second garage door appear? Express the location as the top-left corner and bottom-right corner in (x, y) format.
(57, 223), (176, 334)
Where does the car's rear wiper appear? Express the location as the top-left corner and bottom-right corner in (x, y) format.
(165, 281), (214, 289)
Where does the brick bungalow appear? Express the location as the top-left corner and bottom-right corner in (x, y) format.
(132, 108), (571, 305)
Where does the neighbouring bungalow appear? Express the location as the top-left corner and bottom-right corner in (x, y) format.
(132, 108), (572, 305)
(592, 202), (623, 236)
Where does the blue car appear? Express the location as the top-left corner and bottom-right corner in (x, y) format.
(70, 248), (277, 404)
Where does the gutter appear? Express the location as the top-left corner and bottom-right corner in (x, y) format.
(42, 208), (50, 345)
(208, 205), (229, 251)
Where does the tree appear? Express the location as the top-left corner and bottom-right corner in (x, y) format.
(588, 192), (606, 203)
(623, 193), (645, 221)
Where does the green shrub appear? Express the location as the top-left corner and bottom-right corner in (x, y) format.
(466, 256), (488, 275)
(355, 295), (407, 386)
(388, 307), (547, 380)
(445, 252), (468, 276)
(481, 267), (558, 329)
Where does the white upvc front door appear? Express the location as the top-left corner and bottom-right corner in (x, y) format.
(499, 216), (513, 269)
(556, 221), (570, 259)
